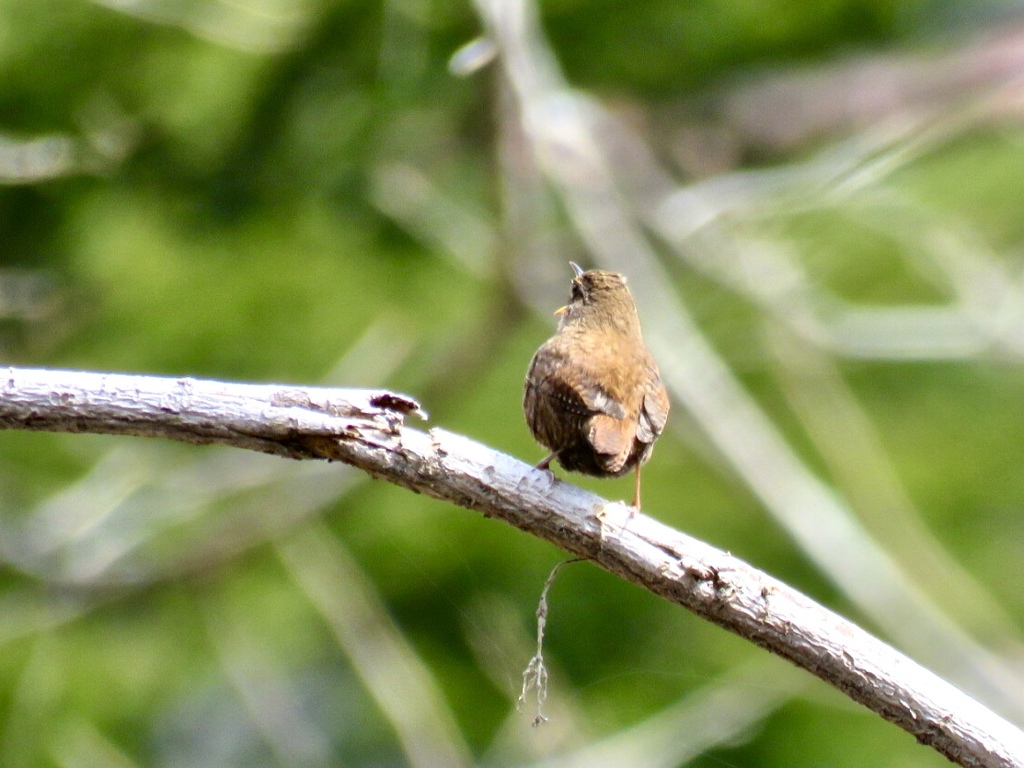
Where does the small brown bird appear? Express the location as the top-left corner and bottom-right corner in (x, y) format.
(524, 263), (670, 510)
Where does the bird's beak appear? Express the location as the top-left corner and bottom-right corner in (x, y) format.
(557, 262), (583, 314)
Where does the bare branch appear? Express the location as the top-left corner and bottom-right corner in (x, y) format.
(0, 366), (424, 459)
(2, 365), (1023, 767)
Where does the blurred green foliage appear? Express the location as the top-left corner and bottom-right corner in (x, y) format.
(0, 1), (1022, 766)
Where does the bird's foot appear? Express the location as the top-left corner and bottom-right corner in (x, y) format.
(535, 451), (558, 472)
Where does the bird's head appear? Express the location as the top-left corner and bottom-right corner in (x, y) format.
(555, 262), (641, 336)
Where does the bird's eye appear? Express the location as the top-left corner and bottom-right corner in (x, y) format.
(571, 282), (586, 303)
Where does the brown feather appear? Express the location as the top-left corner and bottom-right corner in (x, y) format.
(523, 266), (670, 506)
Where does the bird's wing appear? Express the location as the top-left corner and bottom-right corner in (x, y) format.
(535, 375), (593, 418)
(577, 385), (627, 419)
(589, 413), (634, 470)
(579, 382), (634, 470)
(526, 345), (625, 419)
(523, 350), (592, 448)
(526, 344), (635, 470)
(636, 371), (670, 444)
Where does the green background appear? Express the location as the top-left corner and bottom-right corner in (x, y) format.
(1, 0), (1023, 766)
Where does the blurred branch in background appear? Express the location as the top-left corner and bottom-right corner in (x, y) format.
(0, 101), (138, 185)
(697, 23), (1024, 159)
(518, 659), (808, 768)
(0, 270), (58, 323)
(88, 0), (319, 53)
(277, 523), (474, 768)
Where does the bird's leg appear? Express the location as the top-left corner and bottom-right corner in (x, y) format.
(632, 464), (642, 513)
(536, 451), (559, 471)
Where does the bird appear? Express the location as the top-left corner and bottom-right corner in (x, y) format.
(523, 262), (670, 511)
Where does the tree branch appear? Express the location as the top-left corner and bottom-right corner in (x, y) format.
(2, 366), (1022, 768)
